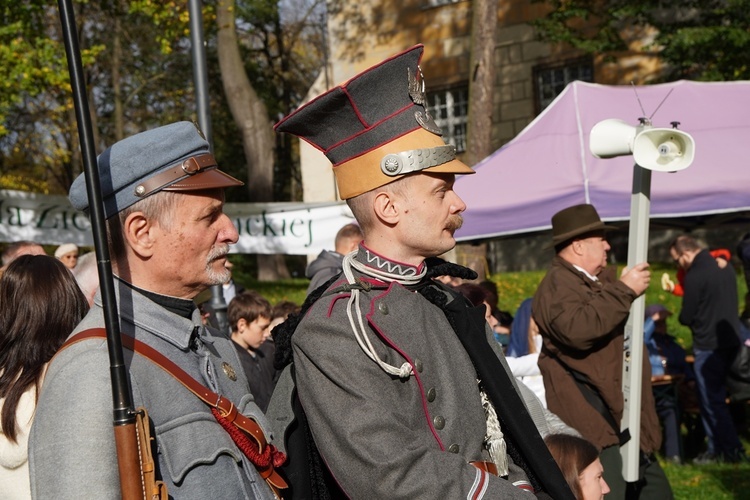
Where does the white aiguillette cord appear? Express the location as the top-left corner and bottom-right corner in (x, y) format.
(341, 251), (426, 379)
(342, 252), (510, 477)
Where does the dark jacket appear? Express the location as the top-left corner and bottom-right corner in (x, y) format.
(532, 256), (662, 452)
(679, 249), (742, 351)
(305, 250), (344, 294)
(232, 341), (277, 413)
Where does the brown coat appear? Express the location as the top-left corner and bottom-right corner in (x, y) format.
(532, 256), (662, 452)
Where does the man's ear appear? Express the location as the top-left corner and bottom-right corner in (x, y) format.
(235, 318), (247, 332)
(570, 239), (584, 256)
(373, 191), (399, 225)
(122, 212), (156, 258)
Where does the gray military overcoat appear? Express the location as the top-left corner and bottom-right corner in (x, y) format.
(28, 279), (277, 500)
(269, 248), (571, 499)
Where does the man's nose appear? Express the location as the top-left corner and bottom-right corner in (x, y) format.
(219, 213), (239, 244)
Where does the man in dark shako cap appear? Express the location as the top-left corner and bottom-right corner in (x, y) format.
(268, 45), (577, 499)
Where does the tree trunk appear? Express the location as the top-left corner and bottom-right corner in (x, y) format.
(459, 0), (498, 269)
(465, 0), (498, 167)
(216, 0), (289, 281)
(113, 13), (124, 141)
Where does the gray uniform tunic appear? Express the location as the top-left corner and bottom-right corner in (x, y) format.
(28, 279), (277, 500)
(275, 248), (557, 499)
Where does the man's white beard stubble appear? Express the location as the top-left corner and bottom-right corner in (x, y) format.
(205, 244), (231, 285)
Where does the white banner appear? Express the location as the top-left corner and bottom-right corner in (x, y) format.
(0, 189), (355, 255)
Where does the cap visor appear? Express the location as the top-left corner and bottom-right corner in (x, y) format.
(164, 167), (244, 192)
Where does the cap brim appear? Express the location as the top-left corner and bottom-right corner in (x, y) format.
(164, 167), (244, 192)
(546, 223), (618, 249)
(334, 128), (474, 199)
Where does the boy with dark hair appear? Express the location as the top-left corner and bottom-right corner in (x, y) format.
(229, 291), (274, 412)
(267, 301), (301, 341)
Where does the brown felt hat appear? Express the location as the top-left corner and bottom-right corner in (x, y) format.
(274, 44), (474, 199)
(550, 204), (617, 248)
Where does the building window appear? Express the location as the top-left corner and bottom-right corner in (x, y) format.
(534, 58), (593, 112)
(427, 85), (468, 153)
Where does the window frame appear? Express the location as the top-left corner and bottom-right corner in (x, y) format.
(532, 57), (594, 114)
(426, 84), (469, 154)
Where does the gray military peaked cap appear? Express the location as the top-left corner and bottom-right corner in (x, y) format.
(69, 121), (243, 219)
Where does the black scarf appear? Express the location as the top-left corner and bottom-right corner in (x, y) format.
(415, 263), (573, 500)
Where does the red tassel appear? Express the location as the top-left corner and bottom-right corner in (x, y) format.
(210, 407), (287, 468)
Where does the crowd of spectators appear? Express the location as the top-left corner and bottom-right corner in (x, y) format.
(1, 45), (749, 499)
(1, 219), (747, 499)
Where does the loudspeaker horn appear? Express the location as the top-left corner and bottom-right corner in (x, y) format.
(589, 119), (638, 158)
(589, 118), (696, 172)
(632, 128), (695, 172)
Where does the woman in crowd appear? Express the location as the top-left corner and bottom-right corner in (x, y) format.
(492, 297), (547, 406)
(545, 433), (610, 500)
(0, 255), (89, 499)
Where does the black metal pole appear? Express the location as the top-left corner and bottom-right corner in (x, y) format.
(57, 0), (134, 426)
(58, 5), (143, 497)
(188, 0), (229, 334)
(189, 0), (212, 147)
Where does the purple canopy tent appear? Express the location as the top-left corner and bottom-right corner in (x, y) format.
(455, 80), (750, 241)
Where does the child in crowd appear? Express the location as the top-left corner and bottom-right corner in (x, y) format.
(261, 300), (302, 382)
(266, 300), (302, 343)
(644, 303), (696, 464)
(228, 291), (274, 412)
(545, 433), (610, 500)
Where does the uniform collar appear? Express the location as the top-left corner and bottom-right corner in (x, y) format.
(356, 244), (424, 280)
(94, 277), (208, 351)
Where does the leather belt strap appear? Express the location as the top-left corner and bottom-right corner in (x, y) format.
(470, 460), (498, 476)
(134, 153), (217, 198)
(63, 328), (267, 450)
(61, 329), (288, 494)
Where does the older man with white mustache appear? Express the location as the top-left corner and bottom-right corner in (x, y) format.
(29, 122), (283, 499)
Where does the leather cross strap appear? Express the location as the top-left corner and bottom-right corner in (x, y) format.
(61, 328), (288, 493)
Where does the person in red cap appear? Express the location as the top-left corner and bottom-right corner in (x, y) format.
(532, 203), (673, 500)
(269, 45), (577, 499)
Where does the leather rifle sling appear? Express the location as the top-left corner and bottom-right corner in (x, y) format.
(60, 328), (288, 492)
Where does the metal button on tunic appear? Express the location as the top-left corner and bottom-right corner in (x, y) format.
(378, 302), (389, 314)
(433, 415), (445, 429)
(447, 444), (460, 453)
(413, 358), (423, 373)
(426, 387), (436, 402)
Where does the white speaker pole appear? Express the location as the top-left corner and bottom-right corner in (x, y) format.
(620, 158), (651, 482)
(589, 116), (695, 483)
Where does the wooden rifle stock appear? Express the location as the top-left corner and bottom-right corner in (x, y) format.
(115, 409), (168, 500)
(114, 422), (144, 500)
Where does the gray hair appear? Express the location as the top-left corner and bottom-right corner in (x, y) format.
(106, 190), (181, 262)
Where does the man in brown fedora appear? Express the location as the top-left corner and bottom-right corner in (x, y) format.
(532, 203), (673, 499)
